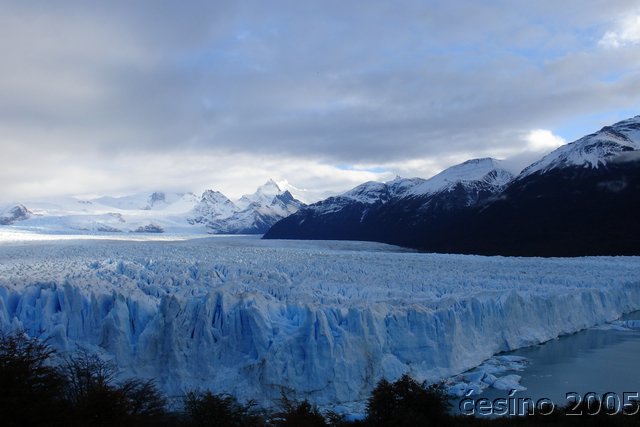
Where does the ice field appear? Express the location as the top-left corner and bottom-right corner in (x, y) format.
(0, 234), (638, 411)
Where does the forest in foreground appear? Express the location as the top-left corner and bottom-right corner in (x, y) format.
(1, 332), (639, 427)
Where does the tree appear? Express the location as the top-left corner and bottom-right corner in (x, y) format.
(63, 351), (167, 426)
(120, 377), (168, 420)
(183, 390), (264, 427)
(271, 392), (328, 427)
(365, 374), (451, 426)
(0, 331), (67, 426)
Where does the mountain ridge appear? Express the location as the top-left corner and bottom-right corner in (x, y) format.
(264, 115), (640, 256)
(0, 180), (304, 235)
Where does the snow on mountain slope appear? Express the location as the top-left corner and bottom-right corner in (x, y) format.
(407, 158), (514, 197)
(266, 116), (640, 255)
(0, 192), (203, 234)
(236, 179), (283, 210)
(307, 158), (512, 214)
(0, 237), (637, 413)
(0, 181), (303, 235)
(94, 192), (199, 212)
(298, 176), (425, 217)
(386, 176), (427, 197)
(0, 204), (31, 225)
(520, 115), (640, 177)
(9, 211), (205, 235)
(222, 192), (303, 234)
(9, 197), (95, 216)
(341, 177), (427, 204)
(341, 181), (391, 204)
(274, 180), (336, 204)
(263, 159), (514, 241)
(188, 181), (304, 234)
(190, 190), (237, 222)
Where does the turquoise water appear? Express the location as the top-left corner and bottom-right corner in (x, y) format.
(455, 311), (640, 416)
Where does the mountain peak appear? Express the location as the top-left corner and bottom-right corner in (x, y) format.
(0, 204), (31, 225)
(341, 181), (389, 203)
(191, 182), (303, 233)
(146, 192), (167, 209)
(201, 189), (233, 204)
(274, 190), (295, 204)
(407, 157), (513, 197)
(464, 157), (501, 167)
(520, 114), (640, 178)
(237, 179), (284, 209)
(258, 179), (281, 193)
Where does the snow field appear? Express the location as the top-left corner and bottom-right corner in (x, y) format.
(0, 236), (638, 411)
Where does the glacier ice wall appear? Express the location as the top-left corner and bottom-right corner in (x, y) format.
(0, 237), (638, 408)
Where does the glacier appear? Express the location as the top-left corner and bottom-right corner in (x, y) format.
(0, 235), (638, 412)
(0, 179), (305, 235)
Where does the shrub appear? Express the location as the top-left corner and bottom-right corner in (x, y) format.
(63, 350), (167, 426)
(183, 390), (264, 427)
(271, 392), (328, 427)
(0, 331), (67, 426)
(365, 374), (451, 426)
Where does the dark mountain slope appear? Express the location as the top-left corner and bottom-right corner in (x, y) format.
(265, 115), (640, 256)
(436, 160), (640, 256)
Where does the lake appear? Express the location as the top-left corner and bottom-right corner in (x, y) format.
(454, 311), (640, 416)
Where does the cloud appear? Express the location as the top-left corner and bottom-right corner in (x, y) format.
(600, 13), (640, 48)
(525, 130), (567, 152)
(497, 129), (567, 174)
(0, 0), (640, 202)
(0, 141), (386, 203)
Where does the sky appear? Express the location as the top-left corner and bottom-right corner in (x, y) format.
(1, 0), (640, 203)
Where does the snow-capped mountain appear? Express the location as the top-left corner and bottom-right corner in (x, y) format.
(189, 181), (304, 234)
(444, 115), (640, 256)
(264, 158), (514, 242)
(0, 204), (31, 225)
(274, 180), (336, 205)
(190, 190), (237, 223)
(271, 175), (425, 224)
(340, 176), (429, 204)
(521, 115), (640, 177)
(236, 179), (282, 209)
(0, 181), (304, 235)
(407, 158), (514, 197)
(385, 176), (428, 198)
(94, 191), (199, 212)
(266, 115), (640, 256)
(341, 181), (392, 204)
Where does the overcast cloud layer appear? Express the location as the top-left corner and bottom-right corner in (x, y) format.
(1, 0), (640, 202)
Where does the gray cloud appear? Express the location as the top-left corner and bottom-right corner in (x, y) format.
(1, 0), (639, 201)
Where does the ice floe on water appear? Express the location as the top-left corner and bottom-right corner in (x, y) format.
(447, 355), (529, 397)
(595, 319), (640, 331)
